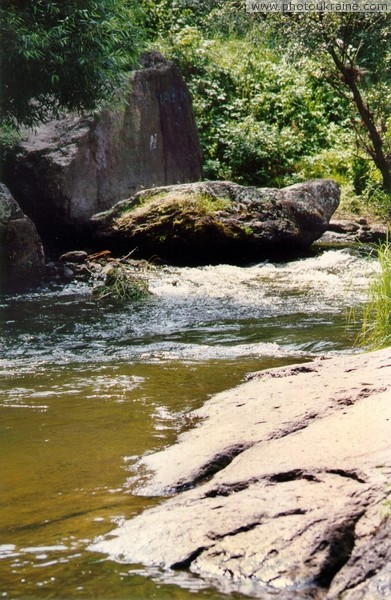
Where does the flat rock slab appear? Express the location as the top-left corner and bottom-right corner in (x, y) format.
(90, 350), (391, 598)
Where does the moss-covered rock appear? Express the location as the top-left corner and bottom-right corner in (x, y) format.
(90, 179), (340, 265)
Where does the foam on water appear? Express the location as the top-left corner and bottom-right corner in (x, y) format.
(150, 249), (376, 309)
(0, 249), (376, 375)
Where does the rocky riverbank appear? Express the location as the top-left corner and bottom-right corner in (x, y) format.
(41, 213), (389, 293)
(319, 217), (388, 246)
(91, 349), (391, 599)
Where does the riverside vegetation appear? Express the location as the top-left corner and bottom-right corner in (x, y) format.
(140, 2), (391, 215)
(1, 2), (390, 344)
(1, 3), (390, 215)
(1, 4), (391, 599)
(358, 240), (391, 349)
(92, 261), (151, 303)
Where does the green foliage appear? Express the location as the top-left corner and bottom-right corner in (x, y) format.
(3, 0), (390, 214)
(358, 240), (391, 349)
(190, 193), (230, 214)
(140, 4), (391, 205)
(295, 145), (353, 187)
(0, 0), (144, 128)
(92, 264), (150, 303)
(268, 13), (391, 193)
(151, 23), (350, 187)
(352, 155), (371, 196)
(360, 185), (391, 220)
(0, 123), (23, 150)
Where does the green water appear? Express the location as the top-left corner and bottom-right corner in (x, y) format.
(1, 357), (300, 600)
(0, 250), (376, 599)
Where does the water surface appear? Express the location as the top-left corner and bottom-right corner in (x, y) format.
(0, 249), (376, 599)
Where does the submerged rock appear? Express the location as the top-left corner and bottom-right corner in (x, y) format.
(3, 52), (202, 245)
(90, 179), (340, 264)
(90, 349), (391, 599)
(0, 183), (45, 293)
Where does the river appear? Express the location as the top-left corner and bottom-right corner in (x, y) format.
(0, 247), (377, 599)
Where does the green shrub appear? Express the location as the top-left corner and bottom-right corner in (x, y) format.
(142, 2), (389, 201)
(150, 21), (351, 188)
(360, 183), (391, 219)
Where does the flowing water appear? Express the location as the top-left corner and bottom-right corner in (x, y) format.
(0, 248), (377, 599)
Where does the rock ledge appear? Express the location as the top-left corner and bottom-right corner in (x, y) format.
(90, 349), (391, 599)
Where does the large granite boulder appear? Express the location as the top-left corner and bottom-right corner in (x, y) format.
(90, 349), (391, 599)
(90, 179), (340, 264)
(3, 52), (202, 245)
(0, 183), (45, 293)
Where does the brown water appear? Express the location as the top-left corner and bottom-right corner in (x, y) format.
(0, 249), (376, 599)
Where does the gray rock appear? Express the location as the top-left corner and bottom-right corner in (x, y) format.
(90, 179), (340, 264)
(3, 52), (202, 244)
(59, 250), (88, 264)
(320, 219), (388, 246)
(90, 349), (391, 598)
(327, 220), (360, 234)
(356, 224), (388, 243)
(0, 183), (45, 293)
(61, 265), (75, 281)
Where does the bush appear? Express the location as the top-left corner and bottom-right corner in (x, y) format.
(142, 3), (390, 199)
(150, 22), (351, 188)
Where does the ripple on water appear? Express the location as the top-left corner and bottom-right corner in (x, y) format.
(0, 248), (378, 600)
(0, 249), (376, 374)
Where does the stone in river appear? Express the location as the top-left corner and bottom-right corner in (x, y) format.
(90, 178), (340, 264)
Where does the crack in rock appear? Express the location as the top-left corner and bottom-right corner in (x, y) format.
(332, 386), (387, 407)
(204, 481), (251, 498)
(327, 514), (391, 598)
(189, 443), (254, 488)
(208, 521), (264, 541)
(312, 513), (363, 589)
(171, 546), (207, 570)
(275, 508), (307, 517)
(326, 469), (366, 484)
(268, 412), (319, 440)
(268, 470), (318, 483)
(204, 469), (365, 500)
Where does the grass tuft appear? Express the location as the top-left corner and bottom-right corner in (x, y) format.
(358, 238), (391, 350)
(92, 263), (150, 303)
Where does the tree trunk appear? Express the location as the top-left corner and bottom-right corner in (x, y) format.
(329, 48), (391, 194)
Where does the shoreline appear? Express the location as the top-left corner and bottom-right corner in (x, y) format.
(91, 348), (391, 599)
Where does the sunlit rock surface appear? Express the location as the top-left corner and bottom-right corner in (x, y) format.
(90, 179), (340, 264)
(3, 52), (202, 245)
(90, 349), (391, 599)
(0, 183), (45, 293)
